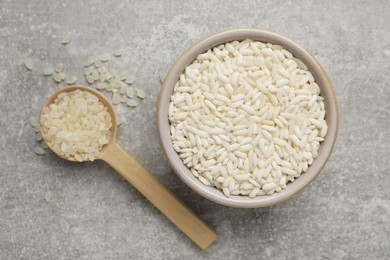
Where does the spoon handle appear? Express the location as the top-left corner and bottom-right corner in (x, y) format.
(99, 142), (217, 250)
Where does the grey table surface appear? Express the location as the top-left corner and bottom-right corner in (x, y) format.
(1, 0), (389, 259)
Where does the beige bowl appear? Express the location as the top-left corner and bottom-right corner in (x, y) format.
(157, 28), (338, 208)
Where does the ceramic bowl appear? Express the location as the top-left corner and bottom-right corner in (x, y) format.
(157, 28), (338, 208)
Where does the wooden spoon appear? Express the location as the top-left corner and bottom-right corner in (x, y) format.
(40, 85), (217, 250)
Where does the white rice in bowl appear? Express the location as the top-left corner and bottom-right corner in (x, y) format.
(168, 39), (327, 198)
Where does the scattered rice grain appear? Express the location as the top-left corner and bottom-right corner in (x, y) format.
(61, 35), (72, 45)
(52, 72), (62, 83)
(66, 76), (77, 85)
(43, 68), (54, 76)
(126, 87), (135, 98)
(35, 132), (43, 141)
(94, 60), (102, 67)
(125, 75), (135, 84)
(113, 48), (124, 57)
(127, 99), (137, 107)
(34, 146), (45, 155)
(159, 72), (166, 83)
(30, 116), (38, 127)
(120, 95), (128, 103)
(99, 54), (110, 62)
(136, 89), (146, 99)
(24, 59), (33, 70)
(44, 191), (52, 202)
(84, 59), (94, 67)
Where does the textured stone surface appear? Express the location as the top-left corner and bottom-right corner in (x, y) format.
(1, 0), (389, 259)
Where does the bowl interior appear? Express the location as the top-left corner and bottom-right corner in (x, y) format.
(157, 29), (338, 208)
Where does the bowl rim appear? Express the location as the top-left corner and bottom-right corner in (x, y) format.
(157, 28), (339, 208)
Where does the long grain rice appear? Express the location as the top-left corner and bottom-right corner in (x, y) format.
(169, 39), (327, 198)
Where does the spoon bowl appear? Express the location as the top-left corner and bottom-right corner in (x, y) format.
(40, 85), (117, 162)
(40, 85), (217, 249)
